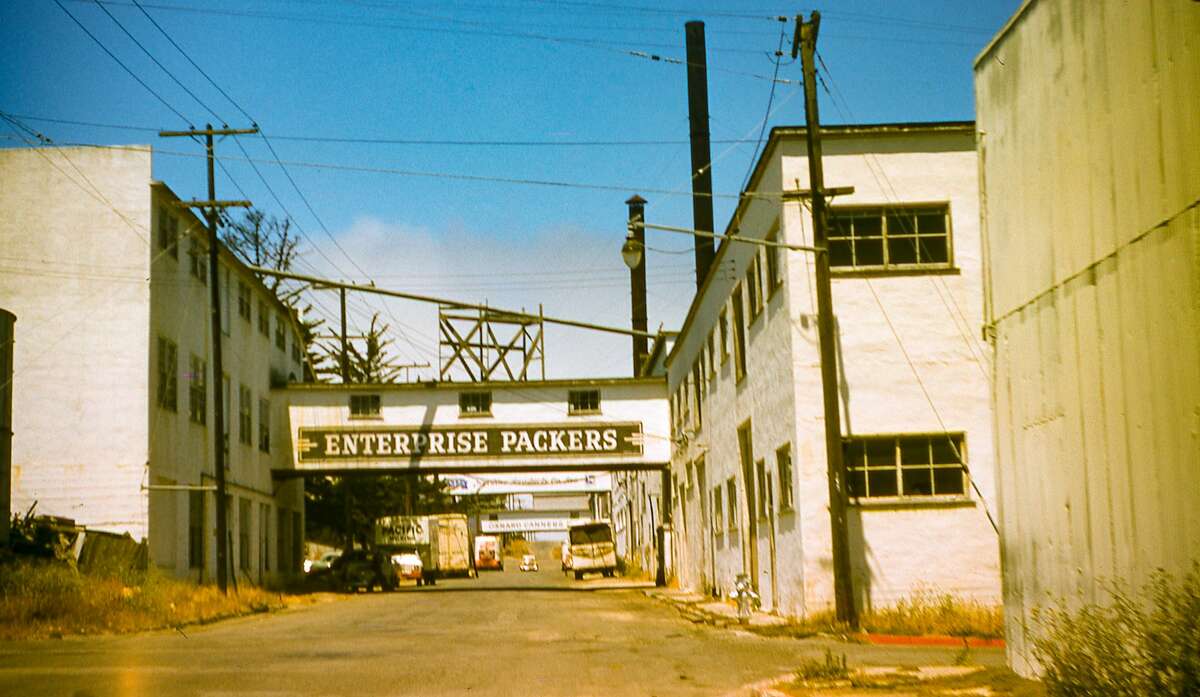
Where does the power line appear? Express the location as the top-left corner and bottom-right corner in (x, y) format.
(4, 114), (773, 147)
(90, 0), (223, 123)
(50, 0), (193, 124)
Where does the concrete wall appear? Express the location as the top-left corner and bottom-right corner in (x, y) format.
(1, 146), (153, 538)
(147, 184), (307, 582)
(975, 0), (1200, 675)
(665, 125), (1000, 618)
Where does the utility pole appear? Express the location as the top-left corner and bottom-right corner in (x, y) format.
(159, 124), (258, 594)
(684, 21), (716, 287)
(626, 195), (649, 375)
(793, 12), (858, 628)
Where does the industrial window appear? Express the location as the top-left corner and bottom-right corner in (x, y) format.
(692, 362), (703, 429)
(459, 391), (492, 416)
(706, 332), (716, 380)
(238, 497), (251, 572)
(844, 433), (967, 499)
(157, 337), (177, 412)
(259, 502), (270, 573)
(718, 307), (730, 364)
(274, 314), (286, 351)
(188, 238), (207, 284)
(712, 485), (724, 532)
(726, 478), (738, 532)
(568, 389), (600, 415)
(238, 385), (252, 445)
(828, 204), (952, 272)
(291, 336), (302, 364)
(188, 490), (204, 569)
(350, 393), (382, 418)
(257, 300), (270, 337)
(258, 398), (271, 453)
(731, 286), (747, 382)
(776, 443), (794, 511)
(766, 223), (782, 293)
(237, 281), (251, 322)
(746, 254), (763, 320)
(157, 208), (179, 259)
(756, 459), (768, 519)
(188, 354), (206, 425)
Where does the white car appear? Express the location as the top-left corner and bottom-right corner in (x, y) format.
(391, 552), (424, 582)
(303, 551), (341, 574)
(519, 554), (538, 572)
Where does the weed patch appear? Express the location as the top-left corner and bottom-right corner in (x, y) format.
(1032, 562), (1200, 697)
(0, 559), (285, 639)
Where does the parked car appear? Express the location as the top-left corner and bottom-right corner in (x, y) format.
(519, 554), (538, 572)
(303, 551), (341, 574)
(560, 542), (573, 572)
(391, 551), (424, 583)
(322, 549), (397, 592)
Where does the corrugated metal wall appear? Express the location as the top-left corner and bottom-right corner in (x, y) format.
(975, 0), (1200, 675)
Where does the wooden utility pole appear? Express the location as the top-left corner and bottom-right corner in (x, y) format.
(793, 12), (858, 627)
(160, 124), (257, 594)
(626, 195), (649, 375)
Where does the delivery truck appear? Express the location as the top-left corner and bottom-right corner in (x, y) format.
(374, 513), (474, 584)
(474, 535), (502, 571)
(568, 520), (617, 580)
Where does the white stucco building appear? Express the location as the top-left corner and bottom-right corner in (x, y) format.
(1, 145), (307, 583)
(975, 0), (1200, 675)
(661, 122), (1001, 616)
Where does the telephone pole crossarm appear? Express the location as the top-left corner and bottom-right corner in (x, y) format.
(159, 127), (260, 138)
(171, 200), (252, 210)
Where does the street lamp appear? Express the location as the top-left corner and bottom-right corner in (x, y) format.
(621, 230), (644, 270)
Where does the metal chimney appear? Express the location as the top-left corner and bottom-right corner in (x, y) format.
(626, 195), (649, 375)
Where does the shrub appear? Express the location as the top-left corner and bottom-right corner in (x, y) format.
(1032, 562), (1200, 697)
(792, 649), (850, 683)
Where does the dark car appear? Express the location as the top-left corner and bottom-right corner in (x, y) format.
(312, 549), (397, 592)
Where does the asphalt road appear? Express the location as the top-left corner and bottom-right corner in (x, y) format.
(0, 562), (1004, 697)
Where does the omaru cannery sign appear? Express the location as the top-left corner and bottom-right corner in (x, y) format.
(296, 422), (644, 463)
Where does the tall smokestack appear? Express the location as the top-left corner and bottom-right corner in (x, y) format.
(685, 20), (716, 288)
(626, 195), (649, 375)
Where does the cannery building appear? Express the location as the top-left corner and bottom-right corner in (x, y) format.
(661, 122), (1001, 616)
(1, 145), (307, 583)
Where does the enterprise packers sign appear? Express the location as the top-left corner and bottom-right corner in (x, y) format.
(296, 422), (643, 463)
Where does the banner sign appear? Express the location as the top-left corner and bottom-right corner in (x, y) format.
(443, 473), (611, 496)
(480, 517), (578, 533)
(297, 422), (643, 463)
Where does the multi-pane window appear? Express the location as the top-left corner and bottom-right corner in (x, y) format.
(350, 394), (382, 417)
(238, 385), (252, 445)
(238, 497), (251, 572)
(731, 287), (747, 381)
(726, 478), (738, 532)
(188, 238), (207, 283)
(157, 208), (179, 259)
(188, 491), (204, 569)
(274, 314), (286, 351)
(746, 254), (763, 320)
(188, 354), (206, 425)
(237, 281), (251, 322)
(157, 337), (177, 412)
(568, 389), (601, 415)
(258, 398), (271, 453)
(776, 443), (794, 510)
(459, 391), (492, 416)
(706, 333), (716, 379)
(712, 485), (724, 532)
(257, 301), (270, 337)
(845, 434), (967, 499)
(766, 223), (782, 291)
(756, 459), (768, 519)
(828, 204), (952, 271)
(692, 362), (703, 429)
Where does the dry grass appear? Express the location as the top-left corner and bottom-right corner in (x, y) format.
(779, 666), (1044, 696)
(0, 559), (286, 639)
(751, 590), (1004, 640)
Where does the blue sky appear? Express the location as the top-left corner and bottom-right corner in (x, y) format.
(1, 1), (1020, 378)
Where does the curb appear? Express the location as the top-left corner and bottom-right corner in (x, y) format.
(858, 633), (1005, 648)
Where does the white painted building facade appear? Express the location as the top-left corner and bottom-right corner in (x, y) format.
(975, 0), (1200, 675)
(662, 123), (1001, 616)
(1, 145), (307, 583)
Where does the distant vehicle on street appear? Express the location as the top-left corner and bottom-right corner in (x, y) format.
(474, 535), (502, 571)
(304, 551), (341, 574)
(568, 521), (617, 580)
(519, 554), (538, 572)
(323, 549), (397, 593)
(391, 551), (424, 582)
(375, 513), (473, 585)
(561, 542), (573, 573)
